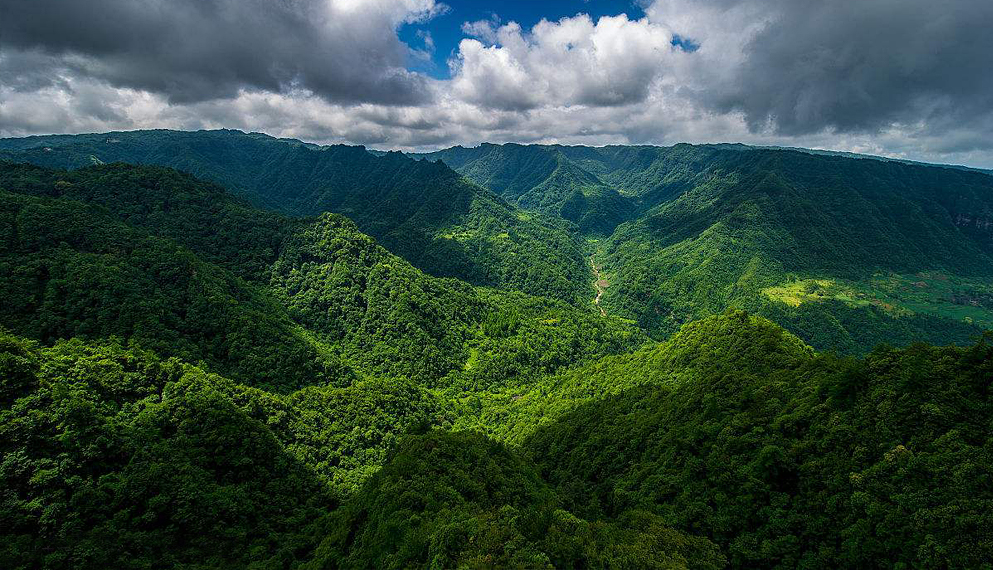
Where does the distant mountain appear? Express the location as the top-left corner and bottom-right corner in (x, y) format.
(730, 143), (993, 176)
(0, 130), (588, 303)
(411, 143), (638, 235)
(5, 132), (992, 353)
(413, 142), (993, 352)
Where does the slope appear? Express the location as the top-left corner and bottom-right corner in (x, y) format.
(417, 142), (993, 352)
(0, 130), (588, 303)
(0, 161), (645, 391)
(0, 331), (727, 570)
(600, 148), (993, 350)
(413, 143), (637, 235)
(0, 185), (339, 391)
(2, 308), (990, 569)
(522, 311), (993, 568)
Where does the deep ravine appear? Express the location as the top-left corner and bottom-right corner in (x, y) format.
(590, 253), (608, 317)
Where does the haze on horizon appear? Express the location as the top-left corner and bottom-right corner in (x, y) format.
(1, 0), (991, 168)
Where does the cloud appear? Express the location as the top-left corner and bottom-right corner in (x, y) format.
(461, 14), (502, 44)
(450, 13), (679, 110)
(1, 0), (445, 104)
(646, 0), (993, 137)
(1, 0), (991, 168)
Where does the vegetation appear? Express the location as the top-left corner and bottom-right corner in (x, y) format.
(0, 131), (589, 303)
(0, 161), (644, 392)
(3, 311), (991, 568)
(524, 312), (993, 568)
(314, 430), (724, 570)
(412, 143), (637, 235)
(1, 133), (991, 568)
(0, 185), (340, 391)
(0, 335), (334, 569)
(419, 142), (993, 353)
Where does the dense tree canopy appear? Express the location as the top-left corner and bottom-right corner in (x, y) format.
(1, 133), (991, 569)
(0, 131), (589, 304)
(417, 142), (993, 353)
(0, 161), (644, 392)
(3, 312), (990, 568)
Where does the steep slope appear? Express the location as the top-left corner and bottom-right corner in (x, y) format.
(315, 430), (725, 570)
(522, 312), (993, 569)
(269, 212), (644, 387)
(453, 310), (814, 445)
(414, 143), (637, 235)
(0, 185), (339, 391)
(3, 309), (990, 569)
(0, 161), (645, 390)
(0, 161), (298, 281)
(0, 130), (588, 303)
(600, 148), (993, 350)
(417, 142), (993, 352)
(0, 335), (335, 569)
(0, 332), (728, 570)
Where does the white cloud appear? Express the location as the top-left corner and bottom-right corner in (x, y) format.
(450, 14), (678, 110)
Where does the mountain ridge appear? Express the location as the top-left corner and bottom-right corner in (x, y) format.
(4, 129), (993, 354)
(0, 130), (591, 304)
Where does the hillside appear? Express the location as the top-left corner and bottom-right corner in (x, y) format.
(0, 161), (644, 391)
(412, 143), (638, 235)
(11, 132), (992, 354)
(416, 143), (993, 352)
(524, 312), (993, 569)
(3, 312), (989, 568)
(0, 180), (338, 391)
(2, 138), (991, 569)
(0, 130), (588, 303)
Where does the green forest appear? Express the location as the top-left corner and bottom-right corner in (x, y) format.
(1, 131), (992, 569)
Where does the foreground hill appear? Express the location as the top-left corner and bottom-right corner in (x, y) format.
(0, 130), (588, 303)
(2, 312), (989, 568)
(418, 143), (993, 352)
(0, 161), (642, 392)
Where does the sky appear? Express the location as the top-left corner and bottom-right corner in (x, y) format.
(1, 0), (992, 168)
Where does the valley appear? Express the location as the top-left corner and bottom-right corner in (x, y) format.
(4, 0), (989, 567)
(590, 253), (608, 316)
(1, 130), (991, 569)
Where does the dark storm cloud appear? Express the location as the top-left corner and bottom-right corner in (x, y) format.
(700, 0), (993, 138)
(0, 0), (433, 104)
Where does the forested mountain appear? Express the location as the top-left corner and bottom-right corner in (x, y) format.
(0, 130), (588, 303)
(0, 172), (336, 390)
(411, 143), (638, 235)
(1, 134), (991, 569)
(416, 143), (993, 353)
(0, 161), (644, 392)
(8, 131), (992, 354)
(3, 312), (990, 568)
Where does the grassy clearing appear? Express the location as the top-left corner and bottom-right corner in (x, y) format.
(764, 272), (993, 327)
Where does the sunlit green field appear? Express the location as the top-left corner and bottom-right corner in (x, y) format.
(764, 272), (993, 328)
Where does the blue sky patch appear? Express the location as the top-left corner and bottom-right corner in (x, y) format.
(399, 0), (646, 78)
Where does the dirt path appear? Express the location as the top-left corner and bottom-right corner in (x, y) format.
(590, 254), (608, 317)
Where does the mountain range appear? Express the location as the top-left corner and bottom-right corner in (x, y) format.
(9, 129), (985, 352)
(1, 130), (991, 569)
